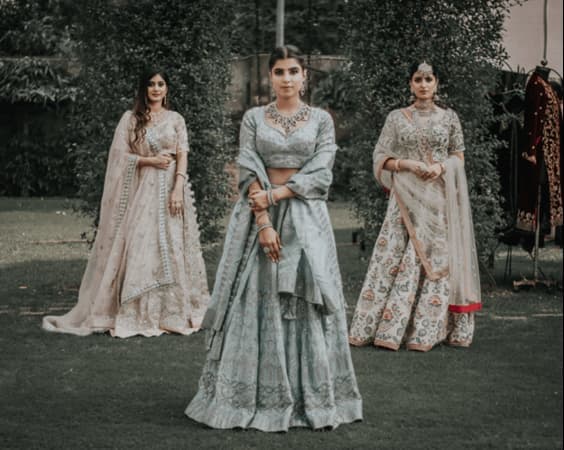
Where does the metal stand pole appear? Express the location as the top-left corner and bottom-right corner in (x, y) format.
(275, 0), (284, 47)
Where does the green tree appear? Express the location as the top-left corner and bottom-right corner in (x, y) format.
(230, 0), (347, 56)
(0, 0), (79, 196)
(341, 0), (516, 260)
(71, 0), (234, 242)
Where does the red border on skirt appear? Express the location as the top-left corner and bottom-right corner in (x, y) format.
(448, 303), (482, 313)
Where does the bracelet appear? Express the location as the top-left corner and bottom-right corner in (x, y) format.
(175, 172), (187, 179)
(257, 222), (273, 233)
(394, 159), (402, 172)
(267, 189), (278, 206)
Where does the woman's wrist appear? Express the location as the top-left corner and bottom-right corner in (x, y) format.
(404, 160), (420, 173)
(138, 156), (154, 167)
(255, 210), (270, 226)
(274, 186), (295, 202)
(267, 189), (278, 206)
(171, 184), (184, 194)
(257, 222), (273, 234)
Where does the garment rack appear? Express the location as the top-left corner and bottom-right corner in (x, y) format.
(512, 0), (561, 290)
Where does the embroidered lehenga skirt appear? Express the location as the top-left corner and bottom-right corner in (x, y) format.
(185, 198), (363, 431)
(348, 191), (475, 351)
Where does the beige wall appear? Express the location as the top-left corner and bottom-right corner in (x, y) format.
(503, 0), (563, 76)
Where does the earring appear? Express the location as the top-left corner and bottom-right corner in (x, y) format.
(163, 95), (167, 106)
(299, 81), (306, 97)
(433, 90), (440, 102)
(409, 92), (415, 103)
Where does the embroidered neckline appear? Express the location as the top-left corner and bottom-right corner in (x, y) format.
(148, 109), (169, 126)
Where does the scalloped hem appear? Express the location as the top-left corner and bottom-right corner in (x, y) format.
(185, 396), (363, 432)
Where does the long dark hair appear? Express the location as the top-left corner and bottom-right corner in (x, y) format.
(268, 45), (306, 71)
(131, 68), (170, 149)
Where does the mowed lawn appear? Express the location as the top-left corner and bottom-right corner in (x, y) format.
(1, 197), (562, 449)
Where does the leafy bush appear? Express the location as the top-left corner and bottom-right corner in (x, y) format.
(0, 57), (77, 104)
(0, 0), (78, 196)
(341, 0), (515, 260)
(0, 0), (76, 57)
(0, 126), (77, 196)
(0, 58), (78, 197)
(310, 68), (358, 197)
(230, 0), (347, 56)
(70, 0), (234, 242)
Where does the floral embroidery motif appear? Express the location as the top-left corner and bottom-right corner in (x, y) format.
(381, 308), (393, 321)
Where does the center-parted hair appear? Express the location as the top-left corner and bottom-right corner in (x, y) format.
(131, 68), (171, 150)
(268, 45), (306, 71)
(408, 61), (440, 81)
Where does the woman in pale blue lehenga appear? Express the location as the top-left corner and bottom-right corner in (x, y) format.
(185, 46), (362, 432)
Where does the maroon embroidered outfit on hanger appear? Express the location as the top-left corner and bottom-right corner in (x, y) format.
(516, 73), (563, 231)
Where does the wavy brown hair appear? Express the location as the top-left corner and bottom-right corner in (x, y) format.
(131, 68), (171, 151)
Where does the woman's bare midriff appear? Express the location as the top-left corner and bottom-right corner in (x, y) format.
(267, 167), (299, 185)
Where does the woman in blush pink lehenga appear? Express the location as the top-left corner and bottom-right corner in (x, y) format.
(43, 68), (210, 337)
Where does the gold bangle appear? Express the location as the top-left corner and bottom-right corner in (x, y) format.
(257, 222), (273, 233)
(175, 172), (187, 179)
(394, 159), (402, 172)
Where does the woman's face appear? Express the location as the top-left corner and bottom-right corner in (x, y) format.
(410, 71), (438, 102)
(270, 58), (306, 100)
(146, 74), (168, 105)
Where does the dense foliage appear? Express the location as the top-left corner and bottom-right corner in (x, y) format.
(0, 0), (76, 57)
(340, 0), (517, 260)
(70, 0), (233, 242)
(231, 0), (346, 56)
(0, 0), (78, 196)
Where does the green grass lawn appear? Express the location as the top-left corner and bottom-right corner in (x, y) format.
(1, 198), (562, 449)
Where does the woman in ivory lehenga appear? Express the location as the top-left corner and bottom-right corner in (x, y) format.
(348, 61), (482, 352)
(42, 69), (210, 337)
(185, 46), (362, 431)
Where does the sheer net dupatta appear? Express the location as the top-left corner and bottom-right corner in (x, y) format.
(443, 156), (481, 312)
(43, 112), (139, 335)
(373, 134), (481, 313)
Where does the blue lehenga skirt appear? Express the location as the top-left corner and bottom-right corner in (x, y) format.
(185, 198), (362, 431)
